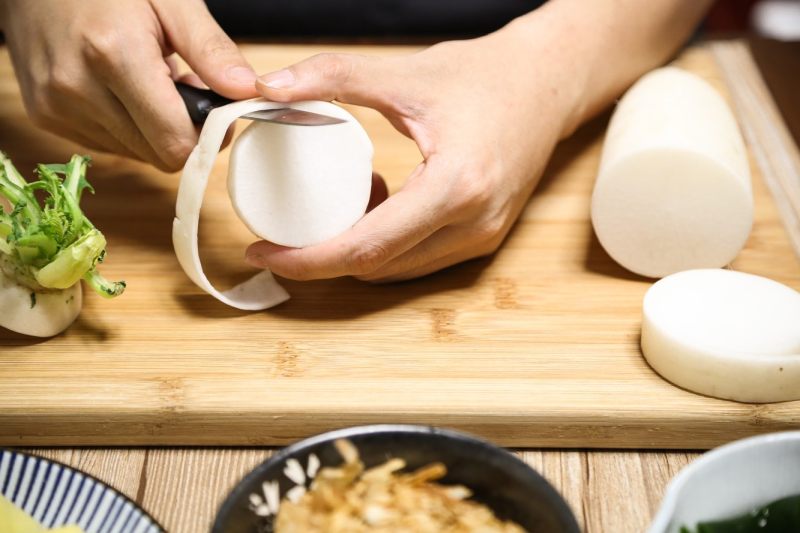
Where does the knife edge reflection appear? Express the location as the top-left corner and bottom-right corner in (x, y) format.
(242, 108), (347, 126)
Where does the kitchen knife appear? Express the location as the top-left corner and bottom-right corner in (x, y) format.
(174, 81), (346, 126)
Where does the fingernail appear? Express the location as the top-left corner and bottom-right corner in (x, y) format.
(226, 66), (257, 86)
(258, 69), (295, 90)
(245, 251), (266, 267)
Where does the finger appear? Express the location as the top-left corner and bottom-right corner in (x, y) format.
(152, 0), (258, 99)
(42, 119), (131, 156)
(100, 91), (179, 165)
(256, 53), (401, 112)
(357, 223), (499, 283)
(177, 72), (205, 88)
(245, 164), (451, 281)
(354, 225), (467, 282)
(171, 72), (236, 149)
(366, 245), (490, 284)
(31, 54), (164, 164)
(52, 82), (164, 164)
(32, 93), (142, 160)
(256, 53), (427, 150)
(89, 36), (198, 171)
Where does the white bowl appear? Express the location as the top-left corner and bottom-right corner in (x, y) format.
(648, 431), (800, 533)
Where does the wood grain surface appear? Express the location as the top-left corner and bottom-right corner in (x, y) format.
(713, 40), (800, 256)
(1, 44), (799, 448)
(21, 447), (699, 533)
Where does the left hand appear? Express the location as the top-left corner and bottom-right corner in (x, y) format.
(245, 24), (581, 282)
(0, 0), (257, 171)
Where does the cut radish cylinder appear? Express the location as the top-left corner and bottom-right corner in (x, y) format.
(641, 269), (800, 403)
(592, 67), (752, 278)
(173, 99), (373, 310)
(0, 273), (81, 337)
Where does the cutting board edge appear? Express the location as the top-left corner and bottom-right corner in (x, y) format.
(2, 410), (796, 449)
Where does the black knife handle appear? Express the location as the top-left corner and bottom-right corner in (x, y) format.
(175, 81), (233, 124)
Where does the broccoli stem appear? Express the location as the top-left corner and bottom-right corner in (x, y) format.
(0, 212), (12, 238)
(0, 161), (41, 225)
(36, 164), (90, 241)
(63, 154), (92, 202)
(83, 268), (126, 298)
(0, 151), (27, 188)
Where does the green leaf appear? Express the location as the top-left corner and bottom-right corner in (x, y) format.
(0, 164), (40, 224)
(0, 151), (27, 188)
(32, 163), (63, 210)
(16, 245), (41, 265)
(34, 228), (106, 289)
(63, 155), (93, 202)
(684, 494), (800, 533)
(15, 233), (59, 261)
(38, 207), (70, 248)
(0, 212), (12, 238)
(36, 164), (88, 244)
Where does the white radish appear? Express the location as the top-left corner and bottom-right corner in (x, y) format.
(641, 269), (800, 403)
(172, 99), (373, 310)
(0, 271), (81, 337)
(591, 67), (752, 278)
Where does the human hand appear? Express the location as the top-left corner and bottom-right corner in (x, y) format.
(0, 0), (257, 170)
(245, 25), (582, 282)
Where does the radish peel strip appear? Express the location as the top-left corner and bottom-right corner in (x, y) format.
(173, 99), (291, 311)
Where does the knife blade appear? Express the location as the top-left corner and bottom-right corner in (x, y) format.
(175, 81), (346, 126)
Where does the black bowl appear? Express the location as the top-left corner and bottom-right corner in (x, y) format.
(212, 425), (580, 533)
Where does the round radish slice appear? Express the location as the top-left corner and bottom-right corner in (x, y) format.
(172, 99), (373, 310)
(641, 269), (800, 403)
(228, 105), (372, 248)
(592, 67), (752, 278)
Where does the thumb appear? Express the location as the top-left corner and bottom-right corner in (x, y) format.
(256, 53), (395, 110)
(153, 0), (257, 99)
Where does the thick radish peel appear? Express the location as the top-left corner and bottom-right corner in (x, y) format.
(172, 99), (373, 310)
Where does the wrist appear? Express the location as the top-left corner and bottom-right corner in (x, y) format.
(499, 0), (714, 140)
(492, 7), (591, 140)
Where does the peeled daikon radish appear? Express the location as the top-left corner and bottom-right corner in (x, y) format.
(641, 269), (800, 403)
(228, 109), (372, 248)
(173, 99), (373, 310)
(592, 67), (752, 278)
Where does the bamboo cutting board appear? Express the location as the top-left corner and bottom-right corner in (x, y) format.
(0, 44), (798, 448)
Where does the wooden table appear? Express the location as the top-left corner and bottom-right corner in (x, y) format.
(4, 39), (799, 532)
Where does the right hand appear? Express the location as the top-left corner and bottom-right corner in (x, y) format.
(0, 0), (257, 171)
(246, 29), (581, 282)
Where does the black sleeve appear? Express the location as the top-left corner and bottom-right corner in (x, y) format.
(205, 0), (544, 38)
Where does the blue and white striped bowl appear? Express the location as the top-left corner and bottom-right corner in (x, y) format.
(0, 449), (163, 533)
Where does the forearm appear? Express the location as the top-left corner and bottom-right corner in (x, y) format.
(498, 0), (714, 138)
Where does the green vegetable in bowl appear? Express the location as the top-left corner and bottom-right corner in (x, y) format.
(681, 494), (800, 533)
(0, 152), (124, 337)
